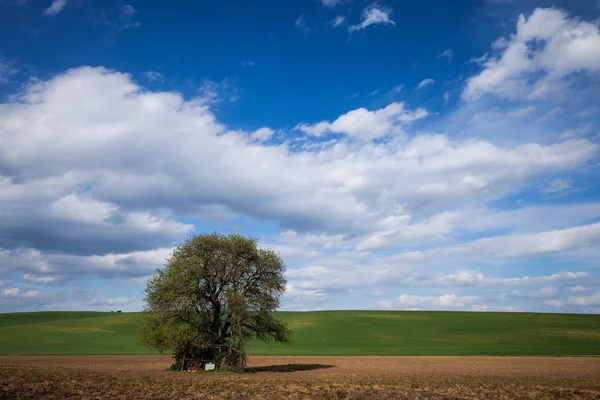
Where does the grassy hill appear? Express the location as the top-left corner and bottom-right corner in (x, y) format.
(1, 311), (599, 356)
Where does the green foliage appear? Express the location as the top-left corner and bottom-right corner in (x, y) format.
(137, 233), (291, 371)
(2, 311), (600, 356)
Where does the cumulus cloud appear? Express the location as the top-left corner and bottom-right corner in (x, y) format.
(277, 217), (595, 310)
(567, 292), (600, 307)
(2, 67), (595, 247)
(295, 102), (429, 140)
(283, 242), (592, 298)
(349, 4), (395, 33)
(0, 65), (599, 312)
(391, 222), (600, 260)
(0, 187), (193, 255)
(1, 287), (38, 298)
(0, 286), (46, 309)
(544, 299), (563, 308)
(250, 127), (276, 142)
(0, 246), (172, 281)
(464, 8), (600, 100)
(42, 0), (66, 16)
(377, 293), (482, 310)
(275, 223), (599, 308)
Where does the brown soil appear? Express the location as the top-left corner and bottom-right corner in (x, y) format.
(1, 355), (599, 399)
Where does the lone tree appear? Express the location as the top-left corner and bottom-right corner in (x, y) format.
(139, 233), (291, 371)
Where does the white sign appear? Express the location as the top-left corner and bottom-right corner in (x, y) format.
(205, 362), (216, 371)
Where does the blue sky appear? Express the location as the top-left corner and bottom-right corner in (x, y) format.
(1, 0), (600, 313)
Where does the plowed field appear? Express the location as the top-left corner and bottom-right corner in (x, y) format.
(1, 355), (599, 399)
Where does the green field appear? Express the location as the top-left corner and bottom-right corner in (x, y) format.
(1, 311), (599, 356)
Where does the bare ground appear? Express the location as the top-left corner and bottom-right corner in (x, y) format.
(1, 356), (599, 399)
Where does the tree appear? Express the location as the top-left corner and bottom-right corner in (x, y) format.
(138, 233), (291, 371)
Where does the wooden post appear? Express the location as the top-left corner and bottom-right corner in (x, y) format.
(180, 355), (186, 372)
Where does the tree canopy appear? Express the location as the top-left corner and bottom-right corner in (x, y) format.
(138, 233), (290, 371)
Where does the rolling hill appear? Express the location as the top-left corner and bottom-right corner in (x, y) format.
(1, 311), (599, 356)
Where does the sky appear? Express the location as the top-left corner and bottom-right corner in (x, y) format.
(1, 0), (600, 314)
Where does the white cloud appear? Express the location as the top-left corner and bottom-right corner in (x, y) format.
(332, 15), (345, 27)
(7, 67), (593, 259)
(0, 186), (193, 255)
(94, 4), (139, 35)
(0, 246), (172, 281)
(279, 225), (594, 309)
(559, 129), (583, 140)
(464, 8), (600, 100)
(1, 287), (40, 299)
(567, 292), (600, 307)
(0, 61), (17, 84)
(566, 285), (588, 293)
(392, 84), (404, 94)
(295, 14), (310, 33)
(87, 296), (137, 307)
(23, 273), (65, 285)
(398, 222), (600, 259)
(469, 53), (488, 65)
(295, 102), (428, 140)
(250, 127), (275, 142)
(119, 4), (136, 18)
(507, 106), (534, 118)
(356, 211), (455, 251)
(453, 202), (600, 236)
(320, 0), (339, 7)
(531, 286), (559, 299)
(458, 175), (486, 188)
(438, 49), (453, 61)
(417, 78), (434, 89)
(349, 4), (395, 33)
(544, 299), (563, 308)
(443, 91), (450, 104)
(434, 271), (589, 287)
(1, 66), (599, 311)
(377, 293), (481, 310)
(1, 288), (20, 297)
(198, 78), (239, 103)
(42, 0), (66, 16)
(540, 178), (572, 195)
(144, 71), (163, 82)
